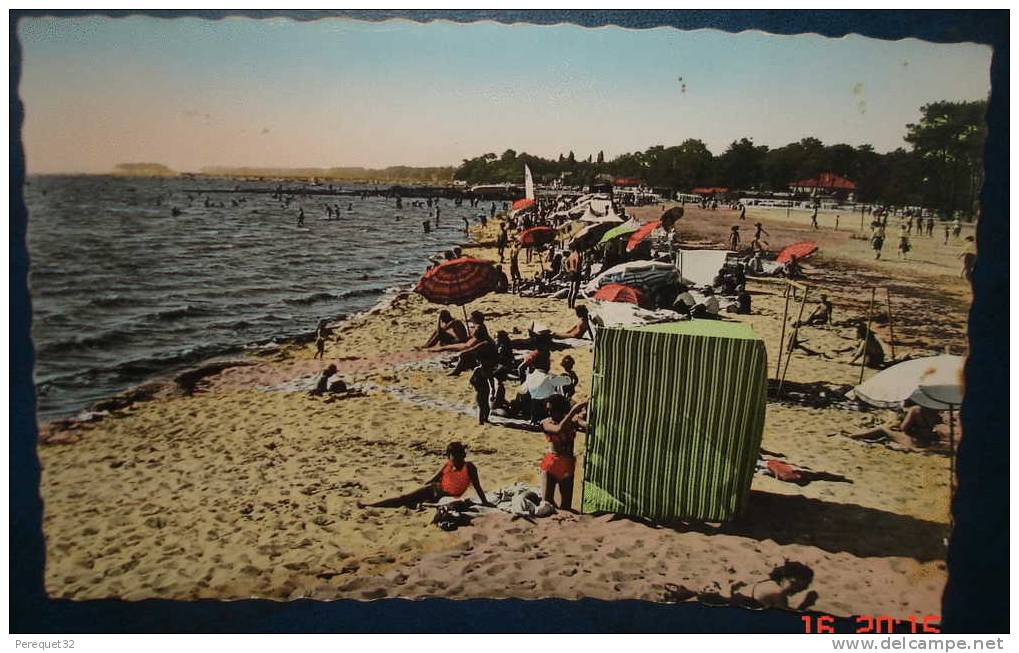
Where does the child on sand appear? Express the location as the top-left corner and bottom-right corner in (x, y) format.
(728, 225), (741, 251)
(359, 442), (493, 509)
(538, 396), (588, 511)
(560, 355), (578, 398)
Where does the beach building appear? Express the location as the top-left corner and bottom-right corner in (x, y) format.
(788, 172), (857, 202)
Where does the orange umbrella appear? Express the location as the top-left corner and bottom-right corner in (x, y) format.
(592, 283), (649, 308)
(512, 198), (535, 212)
(625, 220), (661, 252)
(776, 241), (819, 263)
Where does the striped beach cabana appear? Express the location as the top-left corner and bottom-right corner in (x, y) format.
(582, 320), (767, 522)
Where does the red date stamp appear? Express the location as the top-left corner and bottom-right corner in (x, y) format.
(802, 615), (941, 633)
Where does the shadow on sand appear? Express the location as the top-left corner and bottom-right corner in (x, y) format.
(624, 491), (949, 562)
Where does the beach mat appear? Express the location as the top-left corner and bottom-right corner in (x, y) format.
(582, 320), (767, 522)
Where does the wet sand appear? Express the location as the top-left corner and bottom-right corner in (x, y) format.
(37, 202), (969, 617)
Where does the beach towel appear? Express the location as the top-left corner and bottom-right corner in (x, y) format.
(582, 320), (767, 522)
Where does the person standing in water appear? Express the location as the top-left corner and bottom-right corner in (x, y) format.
(297, 207), (305, 227)
(739, 203), (747, 220)
(462, 216), (470, 235)
(810, 206), (819, 230)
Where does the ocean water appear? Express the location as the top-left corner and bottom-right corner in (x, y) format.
(25, 175), (485, 420)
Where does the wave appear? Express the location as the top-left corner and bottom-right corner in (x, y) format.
(283, 291), (339, 306)
(147, 304), (212, 321)
(36, 328), (135, 356)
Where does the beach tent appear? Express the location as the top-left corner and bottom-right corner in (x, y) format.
(582, 320), (768, 522)
(675, 249), (731, 288)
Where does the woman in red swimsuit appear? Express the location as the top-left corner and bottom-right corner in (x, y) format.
(360, 442), (492, 509)
(538, 395), (588, 512)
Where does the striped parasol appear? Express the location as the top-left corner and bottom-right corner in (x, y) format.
(585, 260), (680, 296)
(570, 221), (617, 251)
(414, 257), (504, 306)
(626, 220), (662, 252)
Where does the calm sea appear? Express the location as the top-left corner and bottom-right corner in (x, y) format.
(25, 175), (483, 420)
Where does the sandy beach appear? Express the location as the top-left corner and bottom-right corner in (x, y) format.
(37, 202), (969, 618)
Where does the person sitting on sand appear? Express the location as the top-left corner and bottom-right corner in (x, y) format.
(553, 305), (592, 340)
(690, 287), (721, 319)
(844, 402), (951, 449)
(848, 324), (886, 369)
(309, 364), (343, 396)
(518, 333), (553, 379)
(431, 311), (496, 376)
(422, 310), (469, 349)
(359, 442), (493, 509)
(537, 395), (588, 511)
(798, 294), (833, 327)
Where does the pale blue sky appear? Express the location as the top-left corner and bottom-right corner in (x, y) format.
(18, 16), (992, 173)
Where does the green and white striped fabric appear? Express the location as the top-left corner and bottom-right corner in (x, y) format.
(582, 320), (767, 522)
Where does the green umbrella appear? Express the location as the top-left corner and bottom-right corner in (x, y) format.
(597, 221), (641, 245)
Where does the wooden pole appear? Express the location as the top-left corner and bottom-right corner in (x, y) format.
(462, 304), (472, 336)
(859, 288), (876, 385)
(948, 405), (956, 531)
(778, 287), (809, 398)
(885, 288), (896, 361)
(774, 281), (793, 381)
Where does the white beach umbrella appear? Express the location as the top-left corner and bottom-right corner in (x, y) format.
(520, 370), (572, 400)
(851, 355), (964, 410)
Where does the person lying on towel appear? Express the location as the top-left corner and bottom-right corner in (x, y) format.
(358, 441), (493, 509)
(537, 396), (588, 512)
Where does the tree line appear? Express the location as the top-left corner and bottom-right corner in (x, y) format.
(453, 100), (987, 218)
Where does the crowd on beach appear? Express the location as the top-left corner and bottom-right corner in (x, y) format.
(298, 190), (967, 522)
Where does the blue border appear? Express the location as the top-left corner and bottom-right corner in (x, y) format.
(9, 10), (1009, 633)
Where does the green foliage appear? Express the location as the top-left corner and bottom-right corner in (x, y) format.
(453, 99), (987, 217)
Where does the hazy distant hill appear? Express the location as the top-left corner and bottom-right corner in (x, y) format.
(199, 166), (455, 184)
(113, 163), (178, 177)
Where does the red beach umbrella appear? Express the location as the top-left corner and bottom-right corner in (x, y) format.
(776, 241), (819, 263)
(518, 226), (557, 248)
(625, 220), (662, 252)
(592, 283), (649, 308)
(414, 257), (504, 306)
(512, 198), (535, 212)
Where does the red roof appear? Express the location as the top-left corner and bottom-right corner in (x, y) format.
(613, 177), (643, 186)
(692, 187), (729, 195)
(791, 172), (856, 190)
